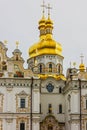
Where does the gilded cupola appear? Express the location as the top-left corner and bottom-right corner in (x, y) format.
(79, 54), (85, 72)
(29, 2), (63, 58)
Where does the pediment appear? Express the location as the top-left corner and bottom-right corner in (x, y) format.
(18, 90), (28, 96)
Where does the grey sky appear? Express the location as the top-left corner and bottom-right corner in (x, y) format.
(0, 0), (87, 73)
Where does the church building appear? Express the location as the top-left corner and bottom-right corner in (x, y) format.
(0, 2), (87, 130)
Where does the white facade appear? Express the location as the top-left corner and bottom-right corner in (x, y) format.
(0, 4), (87, 130)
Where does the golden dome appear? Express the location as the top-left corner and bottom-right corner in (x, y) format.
(29, 6), (63, 58)
(79, 63), (85, 72)
(38, 15), (46, 39)
(79, 54), (85, 72)
(29, 38), (63, 58)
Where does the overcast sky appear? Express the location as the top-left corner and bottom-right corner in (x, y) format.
(0, 0), (87, 73)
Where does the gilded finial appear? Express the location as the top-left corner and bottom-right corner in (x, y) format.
(73, 62), (76, 68)
(16, 41), (19, 49)
(46, 3), (52, 19)
(4, 40), (8, 45)
(41, 0), (46, 17)
(79, 53), (85, 72)
(70, 62), (71, 68)
(80, 53), (84, 64)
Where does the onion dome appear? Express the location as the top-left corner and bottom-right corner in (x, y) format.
(45, 15), (53, 39)
(79, 63), (85, 72)
(12, 48), (22, 55)
(29, 4), (63, 58)
(38, 15), (46, 40)
(12, 41), (22, 55)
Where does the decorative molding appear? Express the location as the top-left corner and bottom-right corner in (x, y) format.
(16, 91), (30, 113)
(6, 118), (13, 123)
(16, 117), (29, 130)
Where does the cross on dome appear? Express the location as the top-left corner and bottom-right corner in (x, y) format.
(80, 53), (84, 64)
(4, 40), (8, 45)
(16, 41), (19, 49)
(46, 3), (52, 18)
(41, 0), (46, 17)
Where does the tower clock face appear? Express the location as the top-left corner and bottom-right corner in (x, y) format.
(46, 83), (54, 92)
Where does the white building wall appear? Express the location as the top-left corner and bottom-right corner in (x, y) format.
(71, 123), (79, 130)
(71, 92), (79, 113)
(33, 89), (40, 113)
(33, 122), (39, 130)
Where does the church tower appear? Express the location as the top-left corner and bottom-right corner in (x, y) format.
(27, 1), (66, 130)
(27, 2), (65, 80)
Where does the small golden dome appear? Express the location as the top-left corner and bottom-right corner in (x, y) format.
(79, 54), (85, 72)
(38, 16), (46, 29)
(45, 17), (53, 29)
(79, 63), (85, 72)
(38, 15), (46, 40)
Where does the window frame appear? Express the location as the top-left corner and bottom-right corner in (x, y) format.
(59, 104), (62, 114)
(20, 98), (26, 108)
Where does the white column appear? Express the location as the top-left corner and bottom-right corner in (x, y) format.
(33, 122), (39, 130)
(71, 123), (79, 130)
(71, 92), (79, 113)
(33, 89), (40, 113)
(7, 92), (13, 112)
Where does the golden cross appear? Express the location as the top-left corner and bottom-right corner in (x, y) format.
(4, 40), (8, 45)
(73, 62), (76, 68)
(80, 53), (84, 64)
(41, 0), (46, 16)
(46, 3), (52, 17)
(16, 41), (19, 49)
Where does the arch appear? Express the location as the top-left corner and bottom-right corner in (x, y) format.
(49, 63), (52, 72)
(40, 64), (42, 73)
(16, 54), (18, 60)
(59, 87), (62, 93)
(46, 62), (56, 73)
(57, 63), (63, 74)
(38, 63), (45, 73)
(67, 94), (71, 111)
(48, 104), (52, 113)
(2, 61), (7, 70)
(48, 125), (53, 130)
(40, 115), (65, 130)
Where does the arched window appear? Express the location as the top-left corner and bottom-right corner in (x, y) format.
(48, 104), (52, 113)
(48, 125), (53, 130)
(68, 95), (71, 111)
(40, 64), (42, 73)
(59, 87), (62, 93)
(16, 55), (18, 60)
(49, 63), (52, 72)
(58, 64), (60, 74)
(2, 61), (7, 70)
(59, 104), (62, 113)
(57, 64), (62, 74)
(86, 100), (87, 109)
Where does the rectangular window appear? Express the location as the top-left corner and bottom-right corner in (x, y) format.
(40, 104), (41, 113)
(20, 123), (25, 130)
(20, 99), (25, 108)
(48, 104), (52, 113)
(59, 104), (62, 113)
(86, 100), (87, 109)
